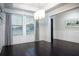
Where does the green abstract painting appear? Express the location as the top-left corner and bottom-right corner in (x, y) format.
(65, 19), (79, 27)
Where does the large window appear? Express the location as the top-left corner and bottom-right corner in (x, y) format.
(11, 14), (23, 36)
(11, 14), (35, 36)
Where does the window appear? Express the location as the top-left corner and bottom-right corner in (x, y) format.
(12, 25), (22, 35)
(26, 24), (34, 35)
(11, 14), (23, 36)
(23, 16), (35, 35)
(11, 14), (35, 36)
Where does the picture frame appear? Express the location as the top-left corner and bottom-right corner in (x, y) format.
(65, 19), (79, 27)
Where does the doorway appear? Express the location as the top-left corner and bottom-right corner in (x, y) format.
(51, 18), (53, 44)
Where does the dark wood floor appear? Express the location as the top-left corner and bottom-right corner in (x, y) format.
(1, 39), (79, 56)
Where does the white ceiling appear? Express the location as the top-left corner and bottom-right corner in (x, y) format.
(11, 3), (59, 12)
(23, 3), (49, 9)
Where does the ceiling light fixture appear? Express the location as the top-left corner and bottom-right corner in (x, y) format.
(34, 9), (45, 20)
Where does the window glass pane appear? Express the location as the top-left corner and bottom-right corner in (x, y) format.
(24, 16), (34, 24)
(26, 24), (34, 35)
(11, 14), (23, 25)
(12, 25), (22, 36)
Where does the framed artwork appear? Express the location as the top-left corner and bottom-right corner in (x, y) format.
(26, 24), (34, 35)
(65, 19), (79, 27)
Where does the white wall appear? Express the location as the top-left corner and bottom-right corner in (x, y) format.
(39, 18), (48, 41)
(43, 16), (51, 42)
(52, 7), (79, 43)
